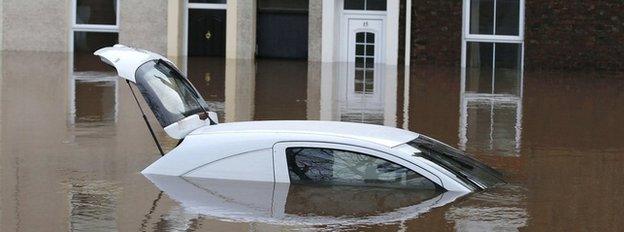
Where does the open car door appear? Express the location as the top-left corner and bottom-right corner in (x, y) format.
(94, 45), (218, 139)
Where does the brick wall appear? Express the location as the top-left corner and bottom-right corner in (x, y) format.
(525, 1), (624, 71)
(409, 0), (463, 67)
(407, 0), (624, 71)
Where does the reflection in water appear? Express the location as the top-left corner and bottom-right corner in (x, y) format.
(144, 175), (466, 227)
(446, 185), (527, 231)
(341, 62), (385, 125)
(285, 184), (440, 217)
(320, 62), (397, 126)
(185, 59), (397, 125)
(185, 57), (226, 122)
(460, 68), (523, 156)
(255, 59), (308, 121)
(71, 72), (118, 125)
(224, 59), (256, 122)
(68, 181), (121, 232)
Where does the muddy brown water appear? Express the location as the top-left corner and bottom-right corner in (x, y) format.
(1, 52), (623, 231)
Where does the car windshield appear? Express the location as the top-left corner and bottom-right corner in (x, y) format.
(408, 136), (504, 189)
(134, 60), (209, 127)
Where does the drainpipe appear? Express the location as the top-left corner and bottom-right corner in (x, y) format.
(405, 0), (412, 67)
(403, 0), (412, 130)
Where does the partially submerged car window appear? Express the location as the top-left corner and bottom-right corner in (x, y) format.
(408, 136), (504, 189)
(135, 60), (209, 127)
(286, 147), (442, 190)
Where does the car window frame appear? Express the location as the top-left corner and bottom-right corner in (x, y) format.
(272, 142), (444, 189)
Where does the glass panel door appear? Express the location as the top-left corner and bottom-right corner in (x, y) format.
(344, 19), (384, 124)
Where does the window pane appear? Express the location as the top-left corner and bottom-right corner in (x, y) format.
(286, 147), (440, 190)
(355, 57), (365, 68)
(356, 32), (365, 43)
(495, 0), (520, 35)
(366, 0), (387, 11)
(75, 0), (117, 25)
(355, 71), (364, 93)
(356, 45), (365, 55)
(73, 31), (118, 72)
(258, 0), (308, 11)
(365, 57), (374, 68)
(366, 32), (375, 43)
(466, 42), (493, 93)
(366, 45), (375, 56)
(469, 0), (494, 35)
(189, 0), (227, 3)
(344, 0), (365, 10)
(494, 43), (521, 94)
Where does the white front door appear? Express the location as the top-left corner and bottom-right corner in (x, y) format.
(344, 18), (385, 123)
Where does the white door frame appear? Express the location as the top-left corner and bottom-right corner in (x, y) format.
(322, 0), (399, 65)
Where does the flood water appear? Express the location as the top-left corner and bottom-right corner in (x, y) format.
(1, 51), (624, 231)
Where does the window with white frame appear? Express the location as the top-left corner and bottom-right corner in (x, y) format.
(344, 0), (387, 11)
(70, 0), (120, 125)
(72, 0), (119, 71)
(459, 0), (524, 156)
(462, 0), (524, 96)
(354, 32), (375, 94)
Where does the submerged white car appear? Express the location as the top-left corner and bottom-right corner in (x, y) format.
(94, 45), (504, 194)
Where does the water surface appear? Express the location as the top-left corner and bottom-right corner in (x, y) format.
(1, 51), (623, 231)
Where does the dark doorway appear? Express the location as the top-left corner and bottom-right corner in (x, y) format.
(188, 9), (227, 57)
(257, 0), (309, 59)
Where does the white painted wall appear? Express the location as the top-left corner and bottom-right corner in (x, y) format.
(321, 0), (337, 63)
(385, 0), (399, 65)
(166, 0), (182, 57)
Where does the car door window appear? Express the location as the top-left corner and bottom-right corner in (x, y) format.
(286, 147), (441, 190)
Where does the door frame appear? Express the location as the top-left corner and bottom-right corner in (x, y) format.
(339, 12), (386, 63)
(341, 15), (386, 124)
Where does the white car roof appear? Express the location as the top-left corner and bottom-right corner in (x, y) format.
(189, 120), (420, 148)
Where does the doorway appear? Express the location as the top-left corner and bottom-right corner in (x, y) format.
(187, 9), (226, 57)
(341, 1), (387, 102)
(185, 1), (228, 114)
(256, 0), (309, 59)
(343, 18), (385, 125)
